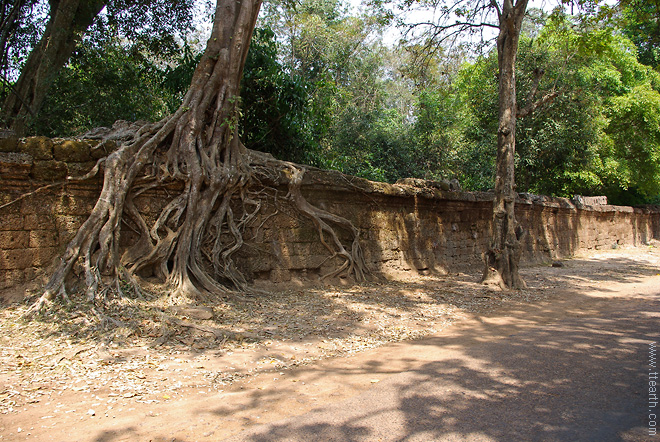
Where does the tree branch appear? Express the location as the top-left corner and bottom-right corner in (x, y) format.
(516, 66), (559, 118)
(525, 67), (543, 104)
(491, 0), (502, 20)
(407, 20), (500, 32)
(517, 91), (559, 118)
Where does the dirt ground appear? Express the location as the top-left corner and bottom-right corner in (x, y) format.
(0, 243), (659, 441)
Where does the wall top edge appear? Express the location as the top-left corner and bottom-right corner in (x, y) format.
(2, 136), (659, 215)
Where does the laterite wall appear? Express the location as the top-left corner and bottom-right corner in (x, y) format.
(1, 135), (659, 290)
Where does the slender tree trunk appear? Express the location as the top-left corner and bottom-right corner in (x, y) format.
(482, 0), (528, 289)
(0, 0), (32, 74)
(1, 0), (105, 135)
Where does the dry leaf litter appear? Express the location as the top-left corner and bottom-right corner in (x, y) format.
(0, 267), (560, 421)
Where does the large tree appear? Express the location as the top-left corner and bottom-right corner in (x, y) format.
(404, 0), (539, 288)
(1, 0), (196, 135)
(2, 0), (106, 135)
(482, 0), (530, 289)
(29, 0), (367, 313)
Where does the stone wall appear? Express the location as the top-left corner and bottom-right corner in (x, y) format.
(1, 136), (659, 290)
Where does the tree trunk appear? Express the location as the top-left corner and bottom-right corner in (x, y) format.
(1, 0), (105, 135)
(482, 0), (528, 290)
(0, 0), (33, 75)
(28, 0), (367, 314)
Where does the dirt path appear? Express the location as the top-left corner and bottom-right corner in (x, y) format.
(1, 245), (659, 441)
(222, 251), (660, 441)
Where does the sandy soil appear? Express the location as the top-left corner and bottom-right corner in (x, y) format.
(0, 243), (658, 441)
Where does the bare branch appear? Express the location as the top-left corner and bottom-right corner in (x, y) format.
(524, 67), (544, 105)
(516, 66), (559, 118)
(402, 0), (500, 50)
(517, 91), (559, 118)
(491, 0), (502, 20)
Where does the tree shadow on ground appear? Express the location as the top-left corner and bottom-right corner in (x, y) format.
(210, 254), (659, 442)
(4, 250), (658, 442)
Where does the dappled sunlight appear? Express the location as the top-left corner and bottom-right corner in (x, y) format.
(222, 284), (656, 442)
(204, 248), (659, 441)
(1, 246), (658, 441)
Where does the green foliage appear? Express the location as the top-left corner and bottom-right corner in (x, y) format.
(1, 0), (197, 132)
(451, 58), (499, 190)
(10, 0), (660, 205)
(102, 0), (195, 49)
(515, 14), (660, 204)
(160, 43), (202, 113)
(432, 12), (660, 204)
(317, 107), (412, 183)
(605, 83), (660, 201)
(240, 27), (315, 165)
(32, 37), (172, 136)
(257, 0), (417, 182)
(620, 0), (660, 68)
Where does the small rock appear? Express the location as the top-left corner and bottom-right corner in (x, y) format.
(169, 305), (214, 320)
(551, 261), (564, 268)
(0, 129), (18, 152)
(87, 409), (96, 416)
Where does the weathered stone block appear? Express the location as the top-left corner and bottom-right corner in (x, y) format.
(58, 230), (77, 245)
(281, 254), (332, 270)
(90, 140), (118, 160)
(23, 214), (55, 230)
(23, 266), (44, 281)
(0, 152), (32, 179)
(270, 269), (291, 282)
(66, 161), (97, 178)
(19, 136), (53, 160)
(0, 130), (18, 152)
(242, 254), (272, 272)
(0, 248), (34, 270)
(364, 247), (400, 263)
(287, 242), (328, 256)
(54, 194), (96, 216)
(0, 270), (25, 288)
(29, 230), (60, 248)
(0, 214), (23, 230)
(33, 247), (58, 266)
(20, 197), (55, 215)
(272, 228), (320, 243)
(0, 231), (29, 249)
(53, 139), (92, 162)
(31, 160), (68, 181)
(53, 215), (88, 232)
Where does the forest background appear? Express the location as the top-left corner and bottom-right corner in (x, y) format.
(2, 0), (660, 206)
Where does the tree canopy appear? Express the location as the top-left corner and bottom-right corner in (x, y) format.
(3, 0), (659, 207)
(0, 0), (196, 134)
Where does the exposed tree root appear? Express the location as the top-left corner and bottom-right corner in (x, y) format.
(284, 165), (367, 282)
(27, 128), (368, 316)
(25, 0), (368, 316)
